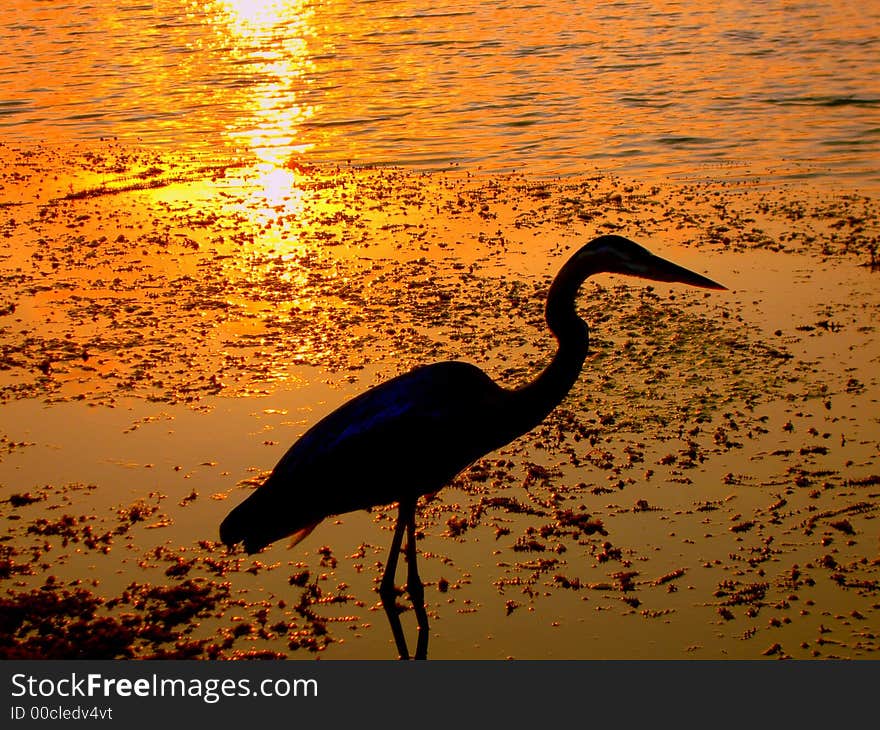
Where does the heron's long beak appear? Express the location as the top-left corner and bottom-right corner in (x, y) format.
(645, 254), (727, 290)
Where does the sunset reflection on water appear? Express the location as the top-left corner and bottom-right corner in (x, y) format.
(0, 1), (878, 662)
(2, 1), (877, 182)
(203, 0), (318, 166)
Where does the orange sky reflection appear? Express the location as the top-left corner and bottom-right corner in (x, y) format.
(205, 0), (318, 166)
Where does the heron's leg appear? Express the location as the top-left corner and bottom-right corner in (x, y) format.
(403, 500), (429, 660)
(380, 506), (410, 660)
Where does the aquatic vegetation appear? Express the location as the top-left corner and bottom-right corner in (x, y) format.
(0, 142), (878, 658)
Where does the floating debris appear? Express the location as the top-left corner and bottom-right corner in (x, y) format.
(1, 141), (878, 658)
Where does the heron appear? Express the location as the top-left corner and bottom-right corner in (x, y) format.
(220, 234), (725, 658)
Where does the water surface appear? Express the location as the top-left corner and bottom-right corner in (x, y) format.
(1, 0), (878, 182)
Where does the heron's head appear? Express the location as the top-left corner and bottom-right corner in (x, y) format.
(573, 234), (726, 290)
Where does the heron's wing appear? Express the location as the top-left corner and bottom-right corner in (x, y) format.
(221, 361), (502, 552)
(272, 360), (499, 478)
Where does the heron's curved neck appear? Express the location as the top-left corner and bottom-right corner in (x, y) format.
(503, 256), (592, 436)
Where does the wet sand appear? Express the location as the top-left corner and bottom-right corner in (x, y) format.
(1, 141), (878, 659)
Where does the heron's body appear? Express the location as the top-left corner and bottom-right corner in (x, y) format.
(220, 235), (725, 658)
(224, 362), (509, 553)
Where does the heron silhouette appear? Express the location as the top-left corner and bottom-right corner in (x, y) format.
(220, 234), (725, 659)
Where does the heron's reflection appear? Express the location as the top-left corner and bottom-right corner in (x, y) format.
(379, 498), (429, 659)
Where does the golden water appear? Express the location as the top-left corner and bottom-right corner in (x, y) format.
(1, 2), (878, 661)
(2, 0), (878, 180)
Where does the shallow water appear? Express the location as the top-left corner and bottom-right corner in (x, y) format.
(2, 0), (878, 182)
(2, 1), (879, 661)
(3, 241), (878, 659)
(1, 146), (878, 659)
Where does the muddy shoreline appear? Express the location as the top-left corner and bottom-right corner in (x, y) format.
(1, 142), (877, 659)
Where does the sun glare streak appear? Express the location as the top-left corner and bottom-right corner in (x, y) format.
(207, 0), (318, 168)
(216, 0), (293, 31)
(255, 165), (300, 208)
(193, 0), (323, 230)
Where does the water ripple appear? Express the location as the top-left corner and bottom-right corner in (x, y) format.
(0, 0), (877, 183)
